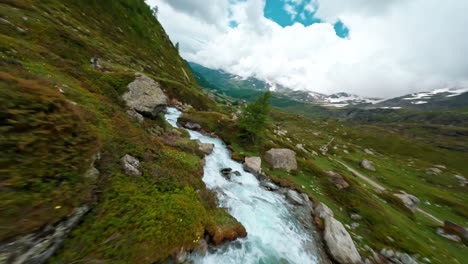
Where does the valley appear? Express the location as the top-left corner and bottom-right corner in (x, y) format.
(0, 0), (467, 264)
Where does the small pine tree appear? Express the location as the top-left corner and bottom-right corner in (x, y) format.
(151, 6), (159, 18)
(239, 92), (272, 143)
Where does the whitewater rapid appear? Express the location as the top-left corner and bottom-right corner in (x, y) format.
(165, 107), (320, 264)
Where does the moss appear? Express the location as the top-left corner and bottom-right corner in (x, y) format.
(0, 70), (98, 240)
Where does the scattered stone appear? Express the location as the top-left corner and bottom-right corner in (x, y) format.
(286, 190), (304, 205)
(360, 159), (376, 171)
(350, 213), (363, 221)
(264, 148), (297, 172)
(243, 157), (261, 174)
(197, 141), (214, 155)
(364, 149), (374, 155)
(324, 217), (361, 264)
(454, 175), (467, 187)
(232, 171), (241, 176)
(122, 73), (168, 119)
(343, 150), (349, 154)
(434, 165), (446, 169)
(350, 222), (360, 229)
(393, 191), (420, 212)
(324, 171), (350, 189)
(120, 154), (142, 177)
(426, 168), (442, 175)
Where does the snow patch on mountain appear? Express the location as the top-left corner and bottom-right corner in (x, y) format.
(403, 87), (468, 100)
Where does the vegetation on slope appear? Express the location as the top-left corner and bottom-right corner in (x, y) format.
(0, 0), (245, 263)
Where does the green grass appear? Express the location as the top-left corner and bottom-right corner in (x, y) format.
(181, 106), (468, 264)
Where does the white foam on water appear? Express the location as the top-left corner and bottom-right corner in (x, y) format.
(165, 107), (319, 264)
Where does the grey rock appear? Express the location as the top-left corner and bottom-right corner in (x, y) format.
(360, 159), (376, 171)
(174, 248), (187, 263)
(193, 239), (208, 256)
(426, 168), (442, 175)
(121, 154), (142, 177)
(350, 213), (363, 221)
(286, 190), (304, 205)
(264, 148), (297, 172)
(350, 222), (360, 229)
(434, 165), (446, 169)
(325, 171), (350, 189)
(184, 122), (202, 131)
(316, 203), (334, 219)
(443, 221), (468, 242)
(0, 206), (89, 264)
(262, 182), (279, 191)
(232, 171), (241, 176)
(122, 73), (168, 119)
(197, 141), (214, 155)
(324, 217), (361, 264)
(393, 191), (420, 212)
(364, 149), (374, 155)
(454, 175), (467, 187)
(126, 109), (144, 123)
(243, 157), (262, 174)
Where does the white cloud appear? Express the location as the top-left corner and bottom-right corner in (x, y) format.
(147, 0), (468, 98)
(284, 4), (298, 19)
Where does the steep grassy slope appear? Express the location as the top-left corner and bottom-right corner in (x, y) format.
(0, 0), (245, 263)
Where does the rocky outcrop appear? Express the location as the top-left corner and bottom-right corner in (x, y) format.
(324, 217), (361, 264)
(122, 73), (168, 119)
(324, 171), (350, 189)
(393, 191), (420, 212)
(121, 154), (142, 177)
(126, 109), (144, 123)
(360, 159), (376, 171)
(196, 140), (214, 155)
(0, 206), (89, 264)
(243, 156), (261, 174)
(264, 148), (297, 172)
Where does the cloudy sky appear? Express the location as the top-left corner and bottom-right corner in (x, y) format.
(146, 0), (468, 98)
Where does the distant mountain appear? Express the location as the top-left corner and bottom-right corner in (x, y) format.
(374, 88), (468, 110)
(189, 62), (468, 110)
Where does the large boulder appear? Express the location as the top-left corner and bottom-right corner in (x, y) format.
(183, 122), (202, 131)
(243, 156), (261, 174)
(324, 217), (361, 264)
(360, 159), (376, 171)
(121, 154), (142, 177)
(122, 73), (168, 119)
(393, 191), (420, 212)
(426, 167), (442, 175)
(264, 148), (297, 172)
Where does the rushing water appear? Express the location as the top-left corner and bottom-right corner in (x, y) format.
(165, 107), (319, 264)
